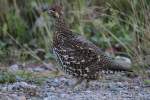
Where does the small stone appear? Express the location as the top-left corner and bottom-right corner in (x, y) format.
(116, 82), (125, 88)
(60, 93), (68, 98)
(0, 93), (26, 100)
(18, 95), (26, 100)
(115, 56), (131, 65)
(16, 76), (24, 81)
(9, 64), (19, 72)
(50, 86), (55, 91)
(6, 82), (37, 91)
(33, 67), (45, 72)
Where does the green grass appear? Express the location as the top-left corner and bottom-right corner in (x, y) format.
(0, 71), (16, 83)
(144, 79), (150, 85)
(0, 70), (50, 85)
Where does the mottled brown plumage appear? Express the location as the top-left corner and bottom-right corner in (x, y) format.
(44, 4), (132, 85)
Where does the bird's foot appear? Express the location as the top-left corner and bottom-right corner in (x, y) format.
(85, 79), (90, 88)
(70, 78), (84, 91)
(70, 79), (90, 91)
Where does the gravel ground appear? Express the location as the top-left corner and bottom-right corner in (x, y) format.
(40, 74), (150, 100)
(1, 72), (149, 100)
(0, 62), (150, 100)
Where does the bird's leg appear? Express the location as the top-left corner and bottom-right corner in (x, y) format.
(71, 78), (84, 89)
(85, 79), (90, 88)
(55, 68), (60, 74)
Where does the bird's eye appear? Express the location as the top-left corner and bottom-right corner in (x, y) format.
(51, 8), (56, 11)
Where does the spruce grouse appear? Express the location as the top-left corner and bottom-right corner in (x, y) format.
(43, 4), (132, 86)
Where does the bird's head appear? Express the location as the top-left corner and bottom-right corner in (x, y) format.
(43, 4), (63, 18)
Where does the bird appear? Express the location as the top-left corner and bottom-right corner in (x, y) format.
(43, 4), (132, 87)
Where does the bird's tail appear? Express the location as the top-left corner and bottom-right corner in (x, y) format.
(106, 61), (133, 72)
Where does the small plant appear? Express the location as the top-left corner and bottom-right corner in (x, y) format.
(16, 70), (48, 85)
(144, 79), (150, 85)
(0, 71), (16, 83)
(16, 70), (33, 81)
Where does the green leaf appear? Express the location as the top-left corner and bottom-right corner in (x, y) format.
(144, 79), (150, 85)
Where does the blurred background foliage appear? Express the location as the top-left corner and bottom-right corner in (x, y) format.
(0, 0), (150, 67)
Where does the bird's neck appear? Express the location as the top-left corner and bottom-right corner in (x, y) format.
(54, 15), (70, 33)
(53, 15), (75, 39)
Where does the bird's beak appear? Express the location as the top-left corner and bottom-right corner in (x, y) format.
(48, 10), (60, 18)
(47, 9), (54, 14)
(42, 7), (60, 18)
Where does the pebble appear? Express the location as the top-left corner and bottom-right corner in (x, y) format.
(49, 86), (55, 91)
(9, 64), (19, 72)
(0, 82), (37, 92)
(0, 93), (26, 100)
(33, 67), (46, 72)
(115, 56), (131, 64)
(115, 56), (132, 69)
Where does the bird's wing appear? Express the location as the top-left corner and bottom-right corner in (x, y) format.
(53, 35), (101, 70)
(65, 35), (114, 69)
(70, 36), (132, 72)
